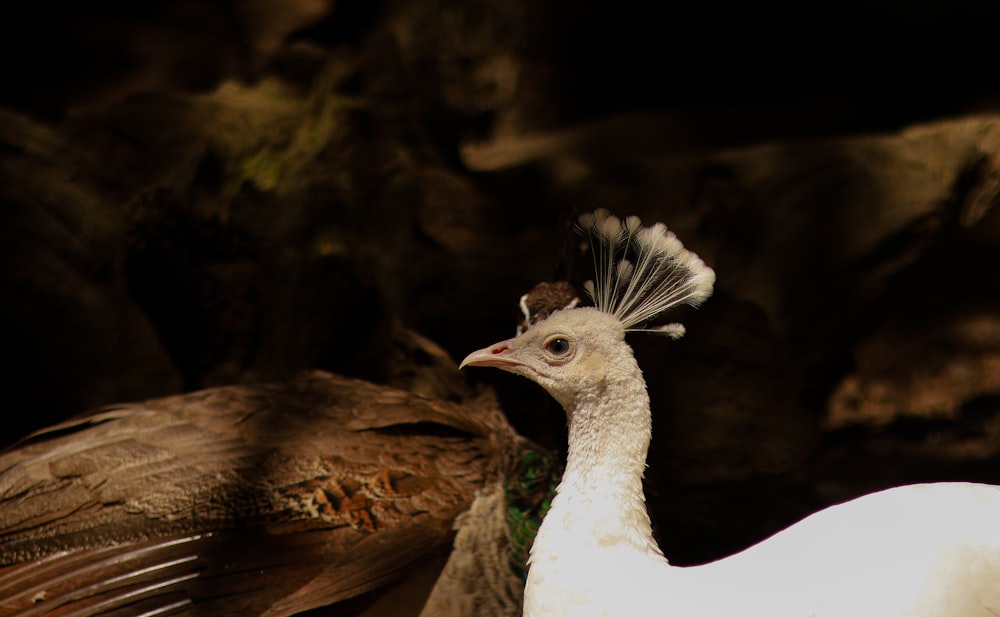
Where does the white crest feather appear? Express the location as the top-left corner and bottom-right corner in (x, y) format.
(576, 208), (715, 333)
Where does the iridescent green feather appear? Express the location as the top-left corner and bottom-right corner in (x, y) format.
(505, 448), (561, 581)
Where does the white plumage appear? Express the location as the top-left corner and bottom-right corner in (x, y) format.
(461, 209), (1000, 617)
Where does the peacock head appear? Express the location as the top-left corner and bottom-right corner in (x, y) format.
(460, 307), (627, 408)
(461, 209), (716, 409)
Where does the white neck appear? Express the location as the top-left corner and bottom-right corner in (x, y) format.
(525, 351), (670, 615)
(556, 378), (660, 552)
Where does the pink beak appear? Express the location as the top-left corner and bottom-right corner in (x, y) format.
(459, 340), (522, 369)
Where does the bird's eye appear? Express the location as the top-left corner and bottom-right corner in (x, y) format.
(544, 337), (570, 356)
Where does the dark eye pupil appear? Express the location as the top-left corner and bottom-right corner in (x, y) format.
(547, 338), (569, 355)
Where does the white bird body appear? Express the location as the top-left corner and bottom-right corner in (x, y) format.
(530, 476), (1000, 616)
(461, 210), (1000, 617)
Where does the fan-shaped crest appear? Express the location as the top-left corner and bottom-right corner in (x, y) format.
(576, 209), (715, 335)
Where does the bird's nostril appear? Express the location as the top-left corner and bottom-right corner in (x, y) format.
(491, 346), (508, 355)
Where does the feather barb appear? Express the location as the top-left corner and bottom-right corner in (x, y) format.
(576, 209), (715, 333)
